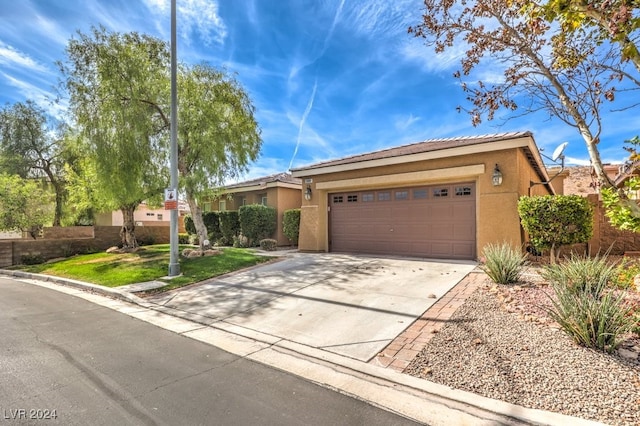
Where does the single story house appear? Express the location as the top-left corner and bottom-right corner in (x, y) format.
(207, 172), (302, 246)
(290, 132), (559, 260)
(95, 201), (189, 232)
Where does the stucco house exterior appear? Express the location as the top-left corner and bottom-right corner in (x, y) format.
(95, 202), (188, 232)
(207, 173), (302, 246)
(290, 132), (556, 260)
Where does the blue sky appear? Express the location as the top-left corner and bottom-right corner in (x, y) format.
(1, 0), (638, 181)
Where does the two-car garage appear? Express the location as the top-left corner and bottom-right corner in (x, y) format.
(329, 182), (476, 260)
(292, 132), (555, 262)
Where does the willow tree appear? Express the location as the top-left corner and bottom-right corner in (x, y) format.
(409, 0), (626, 187)
(59, 27), (169, 248)
(0, 174), (54, 238)
(0, 101), (69, 226)
(177, 64), (261, 247)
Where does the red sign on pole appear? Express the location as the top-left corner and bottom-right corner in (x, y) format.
(164, 188), (178, 210)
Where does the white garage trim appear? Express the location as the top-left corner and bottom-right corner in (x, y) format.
(316, 164), (486, 191)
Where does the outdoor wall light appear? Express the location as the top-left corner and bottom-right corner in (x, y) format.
(304, 184), (312, 200)
(492, 164), (503, 186)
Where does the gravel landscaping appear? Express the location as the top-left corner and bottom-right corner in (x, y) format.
(404, 269), (640, 426)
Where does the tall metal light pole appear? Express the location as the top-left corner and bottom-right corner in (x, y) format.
(168, 0), (180, 276)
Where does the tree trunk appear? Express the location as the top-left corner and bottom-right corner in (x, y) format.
(52, 180), (63, 227)
(119, 204), (138, 249)
(185, 188), (208, 252)
(549, 243), (557, 265)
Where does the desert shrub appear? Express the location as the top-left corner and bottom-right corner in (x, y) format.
(546, 278), (634, 352)
(178, 233), (190, 244)
(283, 209), (300, 245)
(20, 253), (44, 265)
(238, 204), (277, 246)
(541, 254), (614, 297)
(610, 257), (640, 290)
(481, 242), (526, 284)
(137, 234), (155, 246)
(218, 211), (240, 246)
(233, 234), (250, 248)
(259, 238), (278, 251)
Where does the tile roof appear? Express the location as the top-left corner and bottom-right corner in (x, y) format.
(224, 172), (301, 190)
(291, 131), (533, 171)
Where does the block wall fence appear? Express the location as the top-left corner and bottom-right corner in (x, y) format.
(0, 226), (170, 267)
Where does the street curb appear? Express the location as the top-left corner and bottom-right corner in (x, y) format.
(0, 270), (607, 426)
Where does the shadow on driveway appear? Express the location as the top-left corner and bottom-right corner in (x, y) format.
(145, 253), (477, 361)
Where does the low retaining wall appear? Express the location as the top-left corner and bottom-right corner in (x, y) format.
(0, 226), (170, 267)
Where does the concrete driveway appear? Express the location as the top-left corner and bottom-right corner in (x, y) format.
(146, 253), (477, 361)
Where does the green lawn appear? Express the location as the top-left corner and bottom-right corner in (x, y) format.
(15, 245), (271, 290)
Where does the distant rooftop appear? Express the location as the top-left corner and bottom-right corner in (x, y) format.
(291, 131), (533, 171)
(224, 172), (301, 190)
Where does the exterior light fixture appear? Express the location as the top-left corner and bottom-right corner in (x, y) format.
(304, 184), (312, 200)
(492, 164), (503, 186)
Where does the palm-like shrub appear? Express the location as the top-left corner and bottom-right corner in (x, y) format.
(543, 254), (634, 352)
(481, 242), (527, 284)
(541, 254), (613, 297)
(546, 278), (633, 352)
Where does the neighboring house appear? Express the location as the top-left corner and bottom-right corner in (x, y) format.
(95, 202), (188, 232)
(208, 172), (302, 246)
(291, 132), (555, 261)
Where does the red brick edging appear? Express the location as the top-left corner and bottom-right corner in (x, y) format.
(369, 271), (486, 372)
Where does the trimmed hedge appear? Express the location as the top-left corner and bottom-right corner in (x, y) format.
(283, 208), (300, 245)
(203, 211), (222, 242)
(260, 238), (278, 251)
(239, 204), (277, 246)
(518, 195), (593, 262)
(184, 215), (196, 235)
(219, 210), (240, 246)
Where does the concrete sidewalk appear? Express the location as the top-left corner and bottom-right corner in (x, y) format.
(0, 252), (605, 426)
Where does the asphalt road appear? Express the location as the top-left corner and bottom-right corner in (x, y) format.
(0, 277), (420, 426)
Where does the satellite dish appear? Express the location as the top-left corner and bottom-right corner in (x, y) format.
(551, 142), (568, 162)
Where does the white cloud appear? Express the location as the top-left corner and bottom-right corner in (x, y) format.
(564, 156), (592, 166)
(0, 42), (49, 73)
(1, 72), (66, 119)
(142, 0), (227, 45)
(394, 114), (421, 131)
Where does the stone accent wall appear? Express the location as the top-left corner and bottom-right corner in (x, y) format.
(43, 226), (94, 239)
(0, 226), (171, 267)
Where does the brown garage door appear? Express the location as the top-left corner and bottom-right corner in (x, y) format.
(329, 183), (476, 259)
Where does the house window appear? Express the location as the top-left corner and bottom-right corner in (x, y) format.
(261, 196), (268, 206)
(333, 195), (344, 203)
(146, 212), (155, 216)
(219, 200), (227, 211)
(433, 188), (449, 197)
(455, 186), (472, 196)
(377, 191), (391, 201)
(203, 202), (212, 212)
(157, 214), (163, 221)
(362, 193), (374, 202)
(347, 195), (358, 203)
(241, 197), (247, 206)
(413, 189), (428, 199)
(395, 190), (409, 200)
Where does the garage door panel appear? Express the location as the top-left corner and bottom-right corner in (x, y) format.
(330, 182), (476, 259)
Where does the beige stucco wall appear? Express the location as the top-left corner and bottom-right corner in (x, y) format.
(211, 186), (302, 246)
(296, 146), (552, 259)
